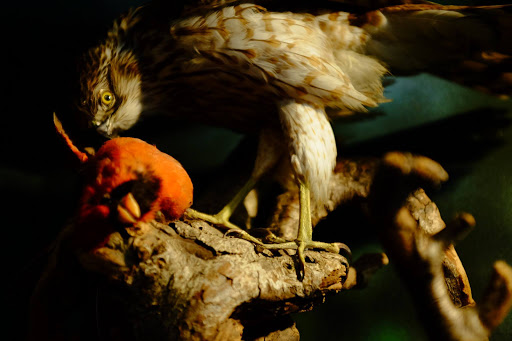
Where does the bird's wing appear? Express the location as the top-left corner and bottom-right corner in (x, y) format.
(179, 0), (434, 16)
(172, 4), (381, 111)
(353, 4), (512, 97)
(176, 1), (512, 99)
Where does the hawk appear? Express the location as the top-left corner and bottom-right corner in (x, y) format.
(75, 0), (511, 275)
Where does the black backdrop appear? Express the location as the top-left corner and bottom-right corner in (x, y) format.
(3, 1), (512, 340)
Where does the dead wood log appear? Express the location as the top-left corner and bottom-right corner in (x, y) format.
(30, 151), (511, 340)
(30, 217), (354, 341)
(368, 152), (512, 340)
(270, 151), (512, 339)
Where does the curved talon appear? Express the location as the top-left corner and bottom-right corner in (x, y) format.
(224, 228), (265, 246)
(224, 228), (244, 237)
(297, 263), (305, 282)
(185, 208), (349, 279)
(263, 233), (288, 244)
(297, 241), (306, 281)
(224, 229), (236, 237)
(335, 242), (352, 260)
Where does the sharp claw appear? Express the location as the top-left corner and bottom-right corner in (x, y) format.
(224, 229), (240, 237)
(225, 228), (265, 246)
(297, 241), (306, 281)
(335, 242), (352, 259)
(297, 255), (305, 281)
(117, 192), (141, 224)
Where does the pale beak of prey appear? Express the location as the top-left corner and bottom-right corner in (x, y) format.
(93, 119), (117, 138)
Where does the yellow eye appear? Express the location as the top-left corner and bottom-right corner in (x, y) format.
(100, 91), (115, 107)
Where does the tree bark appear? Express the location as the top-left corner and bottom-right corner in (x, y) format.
(30, 151), (512, 341)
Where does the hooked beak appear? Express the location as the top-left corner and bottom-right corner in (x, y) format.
(92, 119), (117, 138)
(117, 192), (142, 225)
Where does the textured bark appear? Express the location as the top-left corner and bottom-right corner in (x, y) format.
(30, 218), (350, 341)
(270, 151), (512, 339)
(367, 152), (512, 341)
(30, 151), (512, 340)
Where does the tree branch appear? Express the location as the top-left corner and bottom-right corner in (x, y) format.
(30, 151), (512, 340)
(368, 152), (512, 340)
(31, 218), (350, 341)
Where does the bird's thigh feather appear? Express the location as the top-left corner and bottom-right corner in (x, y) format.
(278, 100), (336, 209)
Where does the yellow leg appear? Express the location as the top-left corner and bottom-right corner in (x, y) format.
(186, 176), (257, 227)
(295, 180), (341, 279)
(186, 176), (267, 245)
(185, 177), (346, 280)
(246, 180), (344, 279)
(297, 180), (313, 277)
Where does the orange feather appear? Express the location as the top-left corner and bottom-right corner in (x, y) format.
(54, 114), (193, 250)
(82, 137), (194, 222)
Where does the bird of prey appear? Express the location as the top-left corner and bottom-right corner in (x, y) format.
(75, 0), (511, 275)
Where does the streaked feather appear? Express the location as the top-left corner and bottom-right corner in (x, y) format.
(77, 1), (512, 208)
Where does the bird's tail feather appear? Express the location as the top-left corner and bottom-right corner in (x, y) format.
(358, 4), (512, 97)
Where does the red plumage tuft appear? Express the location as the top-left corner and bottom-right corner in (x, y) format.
(94, 137), (193, 220)
(75, 138), (193, 250)
(55, 114), (193, 250)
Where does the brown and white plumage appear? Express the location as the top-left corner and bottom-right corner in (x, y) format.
(80, 2), (386, 207)
(76, 1), (511, 273)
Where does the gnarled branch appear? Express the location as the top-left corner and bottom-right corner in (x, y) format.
(30, 151), (512, 341)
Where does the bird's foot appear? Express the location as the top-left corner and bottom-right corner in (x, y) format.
(243, 239), (350, 280)
(185, 208), (266, 245)
(185, 208), (239, 229)
(227, 228), (351, 275)
(184, 176), (262, 235)
(286, 180), (352, 279)
(296, 240), (351, 280)
(185, 208), (350, 280)
(185, 209), (286, 245)
(225, 227), (288, 244)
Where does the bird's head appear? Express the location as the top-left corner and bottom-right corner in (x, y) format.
(77, 10), (144, 138)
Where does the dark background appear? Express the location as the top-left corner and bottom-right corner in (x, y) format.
(2, 1), (512, 340)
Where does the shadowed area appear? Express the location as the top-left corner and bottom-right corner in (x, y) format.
(3, 1), (512, 340)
